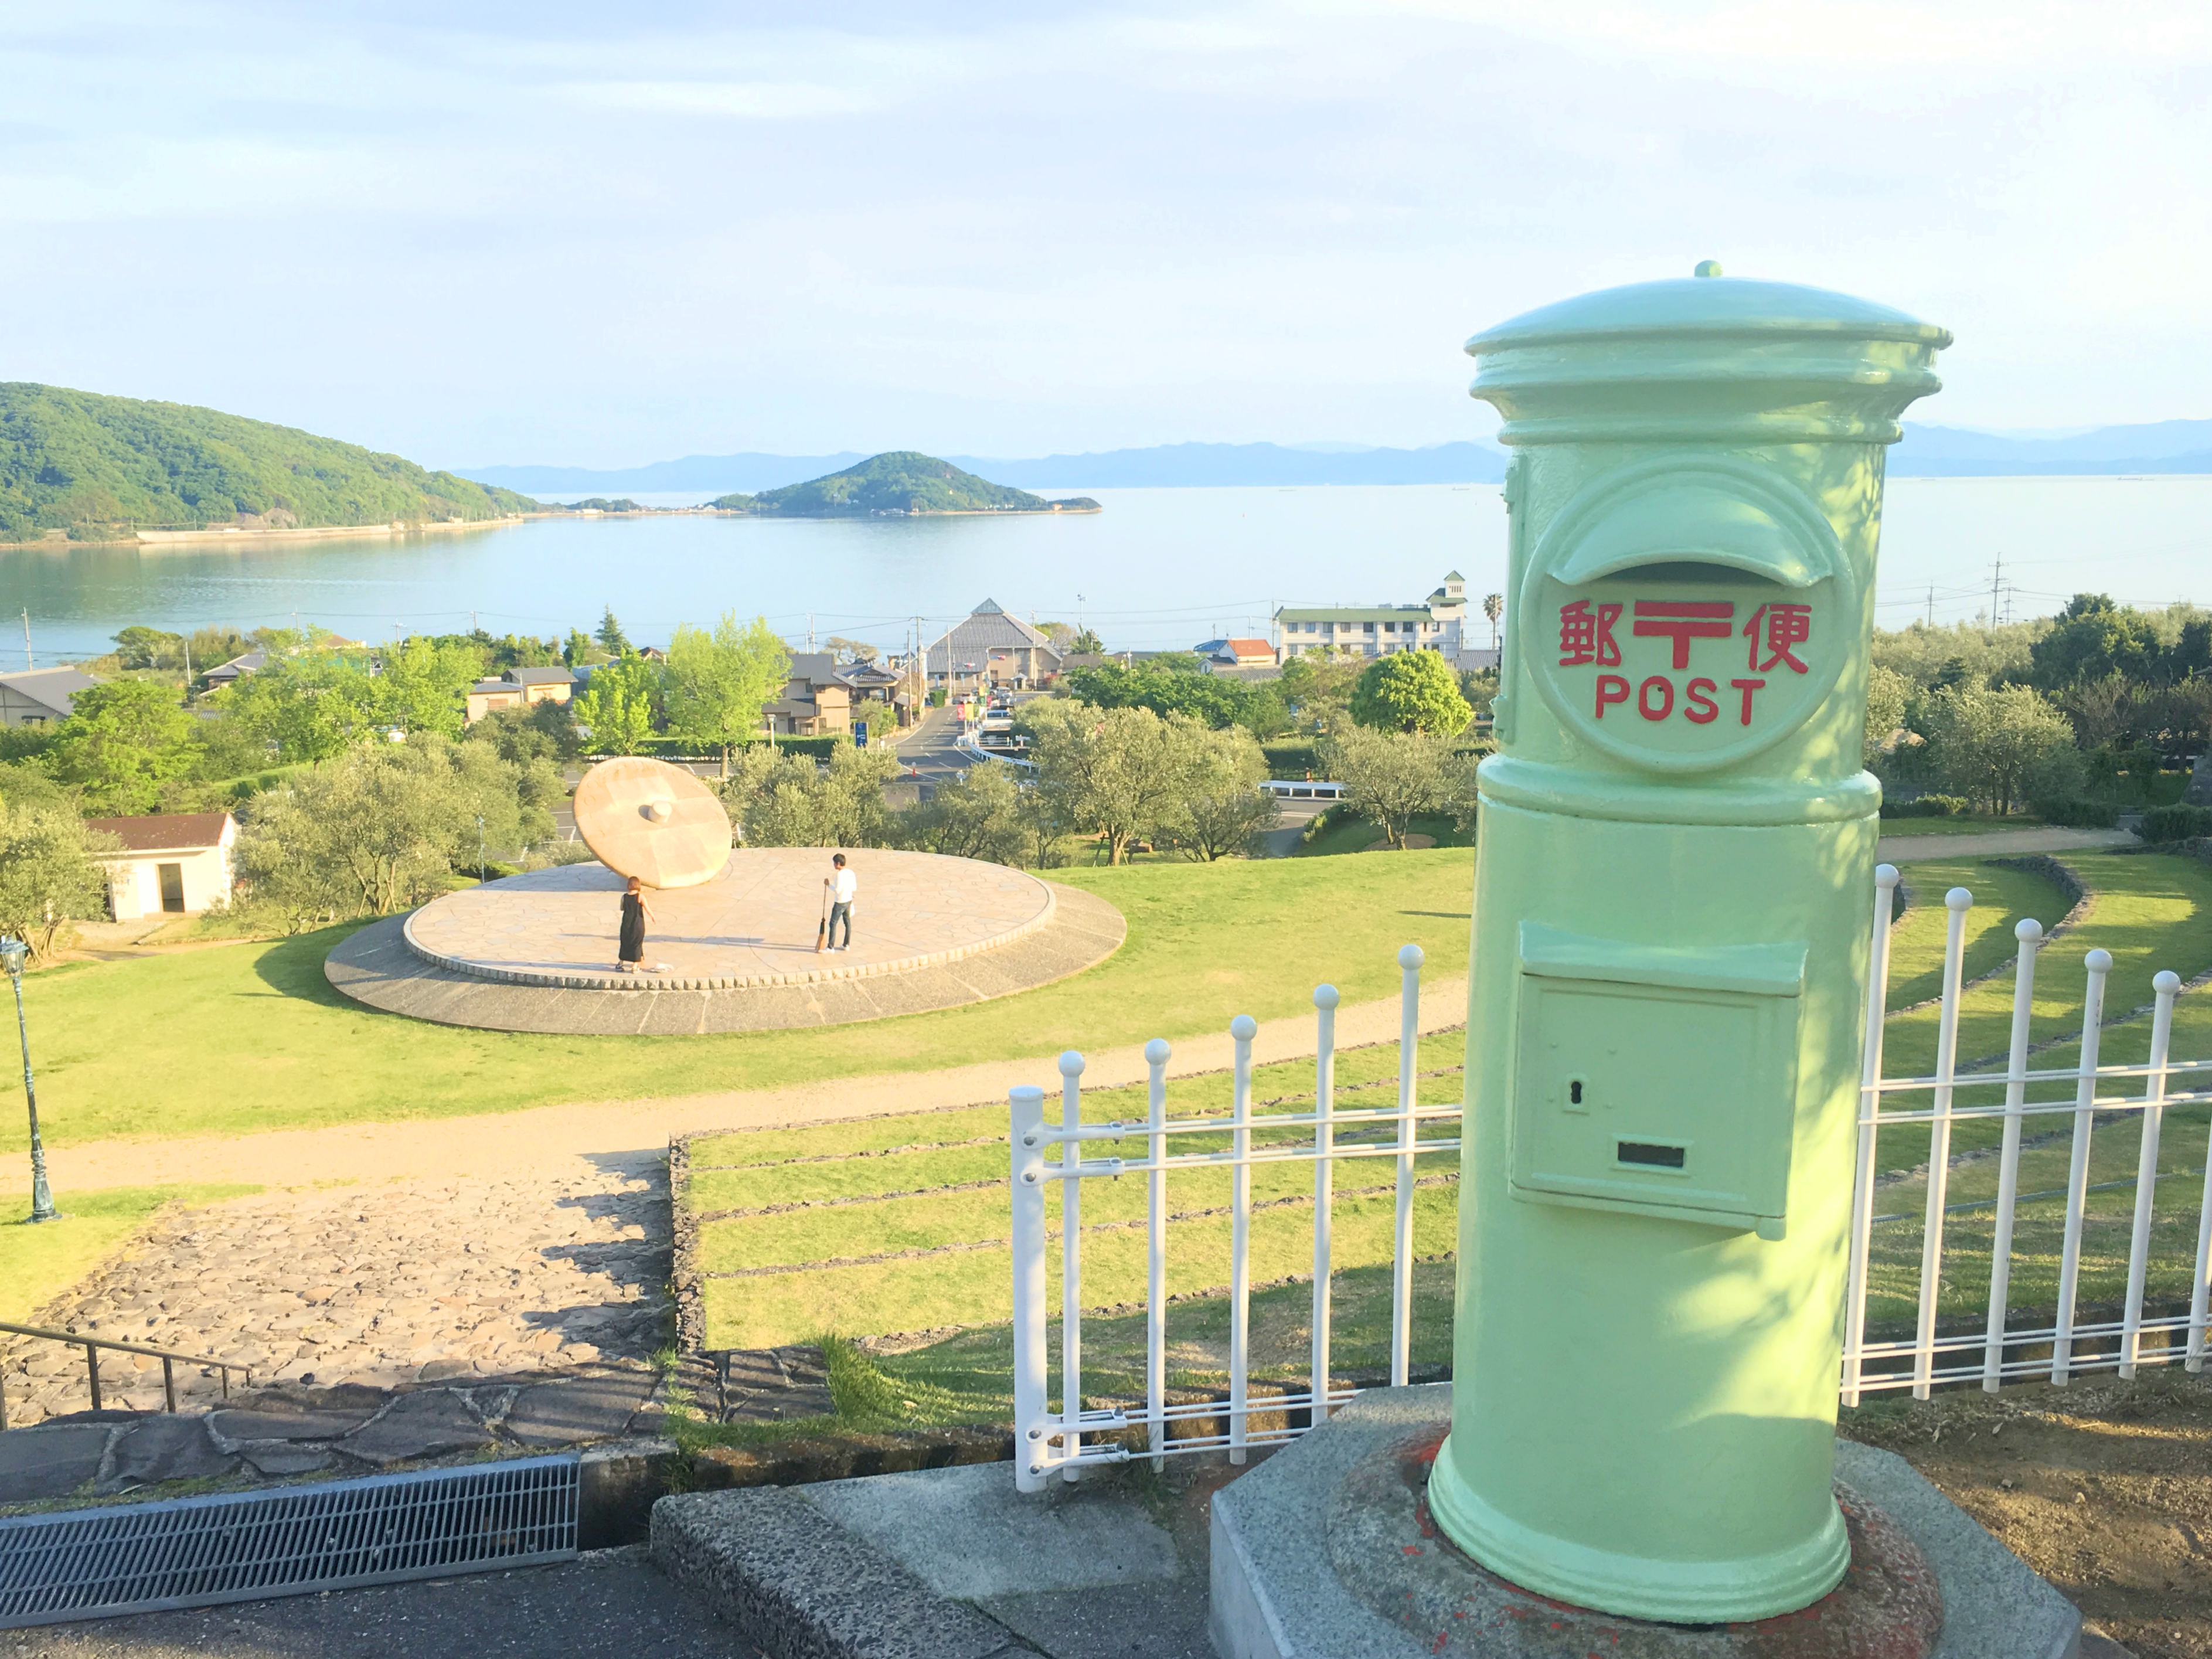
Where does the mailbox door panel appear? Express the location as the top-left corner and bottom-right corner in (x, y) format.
(1509, 960), (1802, 1232)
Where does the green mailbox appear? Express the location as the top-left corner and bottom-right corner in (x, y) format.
(1426, 268), (1949, 1621)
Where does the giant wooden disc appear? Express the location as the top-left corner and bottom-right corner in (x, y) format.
(573, 757), (731, 889)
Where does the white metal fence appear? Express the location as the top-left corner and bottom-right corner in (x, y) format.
(1843, 862), (2210, 1403)
(1009, 869), (2211, 1490)
(1009, 945), (1452, 1491)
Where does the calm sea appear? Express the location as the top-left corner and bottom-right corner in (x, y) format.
(2, 477), (2205, 664)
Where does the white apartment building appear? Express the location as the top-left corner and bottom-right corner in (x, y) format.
(1273, 572), (1497, 668)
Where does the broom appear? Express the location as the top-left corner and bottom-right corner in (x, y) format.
(815, 881), (829, 953)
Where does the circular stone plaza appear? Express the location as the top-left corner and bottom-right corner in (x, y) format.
(325, 847), (1125, 1036)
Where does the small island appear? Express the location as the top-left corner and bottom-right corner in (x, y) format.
(710, 451), (1100, 517)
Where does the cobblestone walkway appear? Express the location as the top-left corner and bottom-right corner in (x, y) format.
(2, 1167), (671, 1426)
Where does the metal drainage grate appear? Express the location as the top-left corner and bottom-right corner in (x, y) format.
(0, 1453), (578, 1629)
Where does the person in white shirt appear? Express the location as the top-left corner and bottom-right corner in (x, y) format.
(825, 854), (857, 951)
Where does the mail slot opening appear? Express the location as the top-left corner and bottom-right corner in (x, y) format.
(1617, 1140), (1687, 1170)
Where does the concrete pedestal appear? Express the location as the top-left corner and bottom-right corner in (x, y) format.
(1209, 1387), (2081, 1659)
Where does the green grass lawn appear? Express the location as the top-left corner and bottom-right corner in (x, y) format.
(0, 851), (1476, 1153)
(1873, 852), (2212, 1174)
(0, 1184), (260, 1325)
(675, 847), (2211, 1433)
(687, 1028), (1466, 1352)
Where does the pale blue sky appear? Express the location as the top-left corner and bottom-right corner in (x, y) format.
(1, 2), (2205, 467)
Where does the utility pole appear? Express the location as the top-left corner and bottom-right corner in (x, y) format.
(1989, 557), (2002, 639)
(806, 614), (815, 651)
(19, 610), (30, 670)
(1926, 584), (1934, 627)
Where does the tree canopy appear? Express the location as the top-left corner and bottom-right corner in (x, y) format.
(1059, 662), (1289, 737)
(0, 382), (536, 542)
(664, 613), (792, 773)
(1349, 650), (1473, 735)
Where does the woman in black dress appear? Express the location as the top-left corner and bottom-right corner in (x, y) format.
(617, 876), (654, 973)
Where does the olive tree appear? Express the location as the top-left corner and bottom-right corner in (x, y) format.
(1322, 726), (1457, 848)
(1922, 684), (2080, 816)
(0, 801), (119, 963)
(1019, 700), (1200, 865)
(234, 736), (552, 921)
(1162, 723), (1279, 861)
(722, 742), (899, 848)
(896, 761), (1032, 865)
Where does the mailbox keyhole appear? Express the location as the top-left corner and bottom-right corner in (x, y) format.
(1564, 1076), (1588, 1113)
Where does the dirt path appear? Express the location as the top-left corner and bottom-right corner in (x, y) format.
(1874, 825), (2137, 861)
(42, 974), (1469, 1195)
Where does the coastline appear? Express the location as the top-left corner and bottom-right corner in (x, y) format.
(132, 515), (527, 547)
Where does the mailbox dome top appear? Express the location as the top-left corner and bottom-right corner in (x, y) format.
(1468, 274), (1950, 356)
(1466, 273), (1949, 447)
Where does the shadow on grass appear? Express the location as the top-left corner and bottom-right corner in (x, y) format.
(248, 921), (382, 1008)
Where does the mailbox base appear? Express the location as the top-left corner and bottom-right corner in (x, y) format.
(1210, 1386), (2082, 1659)
(1424, 1435), (1849, 1621)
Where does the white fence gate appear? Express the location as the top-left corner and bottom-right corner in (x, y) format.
(1009, 868), (2210, 1491)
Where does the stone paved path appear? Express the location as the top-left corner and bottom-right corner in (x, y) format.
(2, 1168), (670, 1426)
(404, 848), (1056, 988)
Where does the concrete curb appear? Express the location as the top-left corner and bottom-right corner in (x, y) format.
(653, 1484), (1039, 1659)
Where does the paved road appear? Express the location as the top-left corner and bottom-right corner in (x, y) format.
(1874, 826), (2137, 862)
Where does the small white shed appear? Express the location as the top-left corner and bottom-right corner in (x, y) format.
(85, 812), (238, 920)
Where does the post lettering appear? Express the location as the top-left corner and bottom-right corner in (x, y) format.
(1636, 676), (1673, 720)
(1683, 678), (1719, 724)
(1730, 678), (1766, 725)
(1595, 674), (1630, 718)
(1560, 601), (1623, 667)
(1631, 601), (1735, 670)
(1745, 603), (1813, 674)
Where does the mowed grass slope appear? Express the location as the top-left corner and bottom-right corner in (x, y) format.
(1, 850), (1475, 1152)
(689, 1029), (1466, 1351)
(679, 849), (2210, 1427)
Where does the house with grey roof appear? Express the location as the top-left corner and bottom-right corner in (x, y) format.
(925, 601), (1062, 692)
(765, 652), (854, 737)
(202, 650), (266, 690)
(465, 665), (575, 724)
(0, 667), (99, 727)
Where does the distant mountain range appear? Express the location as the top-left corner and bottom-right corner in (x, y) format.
(461, 419), (2212, 496)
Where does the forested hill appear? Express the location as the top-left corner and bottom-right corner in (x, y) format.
(0, 383), (539, 542)
(710, 451), (1099, 516)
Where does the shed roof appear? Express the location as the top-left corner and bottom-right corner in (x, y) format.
(85, 812), (235, 854)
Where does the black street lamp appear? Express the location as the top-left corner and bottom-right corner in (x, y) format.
(0, 936), (57, 1223)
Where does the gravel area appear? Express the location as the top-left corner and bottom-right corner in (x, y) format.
(3, 1168), (671, 1426)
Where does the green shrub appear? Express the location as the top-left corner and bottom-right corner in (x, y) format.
(2137, 803), (2212, 844)
(1261, 740), (1322, 778)
(1880, 794), (1969, 819)
(2033, 798), (2119, 830)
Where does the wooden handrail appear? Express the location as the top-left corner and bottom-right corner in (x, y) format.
(0, 1320), (249, 1426)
